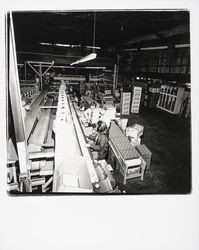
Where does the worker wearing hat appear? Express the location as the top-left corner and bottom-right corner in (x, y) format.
(85, 121), (109, 160)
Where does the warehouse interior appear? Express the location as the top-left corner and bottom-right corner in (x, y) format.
(6, 10), (191, 194)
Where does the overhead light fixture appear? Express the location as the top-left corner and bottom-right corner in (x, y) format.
(141, 46), (168, 50)
(71, 44), (81, 48)
(122, 48), (138, 51)
(70, 53), (97, 65)
(55, 43), (71, 47)
(175, 44), (190, 48)
(85, 46), (101, 50)
(70, 12), (97, 66)
(39, 42), (52, 46)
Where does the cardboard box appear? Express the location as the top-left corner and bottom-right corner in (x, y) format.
(126, 124), (144, 139)
(130, 137), (141, 146)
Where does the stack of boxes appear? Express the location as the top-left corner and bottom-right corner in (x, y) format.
(80, 82), (86, 95)
(126, 124), (144, 146)
(143, 89), (148, 107)
(102, 95), (114, 108)
(148, 86), (160, 108)
(20, 85), (37, 98)
(121, 92), (131, 115)
(131, 86), (142, 113)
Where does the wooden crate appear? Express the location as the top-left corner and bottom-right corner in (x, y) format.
(121, 92), (131, 115)
(136, 144), (152, 170)
(157, 85), (184, 114)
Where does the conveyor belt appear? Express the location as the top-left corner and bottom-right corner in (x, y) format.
(28, 95), (54, 152)
(109, 121), (140, 160)
(25, 91), (47, 140)
(28, 109), (51, 152)
(69, 99), (99, 184)
(27, 92), (55, 173)
(53, 83), (93, 192)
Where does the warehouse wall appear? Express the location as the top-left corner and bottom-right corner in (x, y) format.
(119, 47), (190, 82)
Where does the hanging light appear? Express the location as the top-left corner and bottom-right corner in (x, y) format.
(70, 12), (97, 65)
(70, 53), (97, 65)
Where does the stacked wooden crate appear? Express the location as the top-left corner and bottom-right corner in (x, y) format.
(121, 92), (131, 115)
(131, 87), (142, 113)
(21, 86), (37, 98)
(185, 95), (191, 119)
(157, 85), (184, 114)
(20, 80), (39, 99)
(147, 86), (160, 108)
(79, 82), (86, 95)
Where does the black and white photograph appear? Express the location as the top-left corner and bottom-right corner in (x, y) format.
(6, 10), (191, 194)
(1, 1), (199, 250)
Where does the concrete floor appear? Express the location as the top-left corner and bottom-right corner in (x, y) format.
(122, 107), (191, 194)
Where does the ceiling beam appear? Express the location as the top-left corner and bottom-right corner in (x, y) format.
(122, 24), (189, 46)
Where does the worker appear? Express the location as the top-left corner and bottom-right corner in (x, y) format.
(21, 96), (31, 119)
(69, 85), (73, 94)
(85, 121), (109, 160)
(84, 102), (99, 127)
(73, 89), (82, 107)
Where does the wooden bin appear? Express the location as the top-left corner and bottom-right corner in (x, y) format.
(136, 144), (152, 170)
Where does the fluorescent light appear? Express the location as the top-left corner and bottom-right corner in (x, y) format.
(175, 44), (190, 48)
(70, 53), (97, 66)
(55, 43), (71, 47)
(123, 48), (138, 51)
(71, 44), (81, 48)
(57, 44), (70, 47)
(141, 46), (168, 50)
(85, 46), (101, 50)
(84, 66), (106, 69)
(39, 42), (52, 46)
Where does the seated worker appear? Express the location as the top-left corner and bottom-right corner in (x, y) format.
(84, 102), (99, 127)
(74, 89), (82, 107)
(85, 121), (109, 160)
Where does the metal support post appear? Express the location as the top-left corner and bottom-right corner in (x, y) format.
(26, 61), (54, 91)
(39, 63), (42, 90)
(132, 76), (135, 93)
(9, 12), (32, 192)
(113, 64), (118, 96)
(25, 61), (27, 80)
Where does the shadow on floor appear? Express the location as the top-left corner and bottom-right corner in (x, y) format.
(122, 106), (191, 194)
